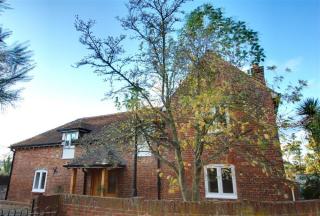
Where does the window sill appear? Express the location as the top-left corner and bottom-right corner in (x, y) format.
(137, 153), (152, 157)
(205, 193), (237, 199)
(32, 189), (45, 193)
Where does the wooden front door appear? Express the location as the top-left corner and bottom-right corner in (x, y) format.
(89, 169), (118, 197)
(90, 169), (102, 196)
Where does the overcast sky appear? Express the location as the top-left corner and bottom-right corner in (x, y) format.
(0, 0), (319, 158)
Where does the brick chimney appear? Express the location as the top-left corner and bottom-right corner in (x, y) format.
(251, 64), (265, 85)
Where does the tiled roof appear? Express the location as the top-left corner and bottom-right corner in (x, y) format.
(11, 112), (129, 148)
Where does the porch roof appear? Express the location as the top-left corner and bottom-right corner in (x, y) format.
(63, 145), (126, 168)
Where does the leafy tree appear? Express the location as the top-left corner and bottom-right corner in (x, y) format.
(304, 146), (320, 174)
(178, 4), (265, 68)
(75, 0), (289, 201)
(298, 98), (319, 117)
(0, 155), (12, 175)
(0, 0), (34, 108)
(281, 134), (305, 179)
(291, 97), (320, 199)
(297, 98), (320, 174)
(298, 98), (320, 144)
(301, 173), (320, 199)
(265, 65), (308, 179)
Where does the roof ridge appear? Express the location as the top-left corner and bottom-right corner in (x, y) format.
(79, 111), (129, 121)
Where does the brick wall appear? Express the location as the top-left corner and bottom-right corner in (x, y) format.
(7, 144), (161, 202)
(7, 146), (84, 202)
(8, 141), (293, 203)
(158, 59), (292, 201)
(35, 194), (320, 216)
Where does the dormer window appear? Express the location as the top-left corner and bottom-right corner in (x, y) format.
(61, 131), (79, 159)
(62, 131), (79, 147)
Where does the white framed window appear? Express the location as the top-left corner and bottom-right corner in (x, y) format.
(61, 131), (79, 159)
(32, 169), (48, 193)
(137, 135), (151, 157)
(62, 131), (78, 147)
(208, 106), (230, 134)
(204, 164), (237, 199)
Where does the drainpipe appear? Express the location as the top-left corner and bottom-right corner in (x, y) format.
(157, 157), (161, 200)
(132, 123), (138, 197)
(5, 148), (15, 200)
(291, 187), (296, 202)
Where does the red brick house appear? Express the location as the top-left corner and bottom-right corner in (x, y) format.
(6, 59), (294, 203)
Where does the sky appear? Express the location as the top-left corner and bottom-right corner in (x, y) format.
(0, 0), (319, 158)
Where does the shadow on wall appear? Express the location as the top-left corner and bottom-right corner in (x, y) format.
(0, 175), (10, 200)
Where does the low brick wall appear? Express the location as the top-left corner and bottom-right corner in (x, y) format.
(0, 200), (30, 207)
(36, 194), (320, 216)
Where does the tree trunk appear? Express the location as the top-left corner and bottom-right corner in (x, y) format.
(166, 108), (191, 201)
(192, 126), (204, 201)
(191, 157), (202, 201)
(175, 148), (190, 201)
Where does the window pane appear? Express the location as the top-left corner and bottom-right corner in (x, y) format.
(71, 132), (77, 140)
(34, 172), (41, 189)
(40, 172), (47, 189)
(65, 133), (71, 141)
(108, 171), (117, 193)
(138, 142), (149, 152)
(207, 168), (218, 193)
(222, 168), (233, 193)
(137, 136), (151, 156)
(63, 132), (78, 147)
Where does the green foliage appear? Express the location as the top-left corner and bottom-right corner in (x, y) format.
(297, 98), (320, 174)
(298, 98), (319, 117)
(179, 4), (265, 67)
(266, 66), (307, 130)
(0, 0), (34, 108)
(301, 174), (320, 199)
(304, 148), (320, 174)
(298, 98), (320, 144)
(0, 155), (12, 175)
(281, 134), (305, 179)
(264, 63), (308, 180)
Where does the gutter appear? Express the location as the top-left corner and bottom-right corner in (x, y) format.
(63, 164), (126, 168)
(11, 142), (61, 149)
(11, 140), (87, 150)
(5, 149), (15, 200)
